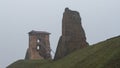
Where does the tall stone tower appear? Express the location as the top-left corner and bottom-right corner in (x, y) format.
(25, 30), (52, 60)
(54, 8), (88, 60)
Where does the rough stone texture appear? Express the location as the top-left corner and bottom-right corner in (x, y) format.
(25, 30), (52, 60)
(54, 8), (88, 60)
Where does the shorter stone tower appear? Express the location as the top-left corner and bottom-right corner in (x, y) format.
(25, 30), (52, 60)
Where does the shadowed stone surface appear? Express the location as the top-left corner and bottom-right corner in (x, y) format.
(54, 8), (88, 60)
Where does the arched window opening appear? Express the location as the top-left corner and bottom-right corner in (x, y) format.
(37, 38), (41, 43)
(37, 45), (40, 50)
(36, 45), (42, 51)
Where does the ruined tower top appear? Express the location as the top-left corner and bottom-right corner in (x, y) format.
(29, 30), (50, 35)
(64, 7), (80, 16)
(65, 7), (69, 11)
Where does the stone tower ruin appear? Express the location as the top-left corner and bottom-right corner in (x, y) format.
(54, 8), (88, 60)
(25, 30), (52, 60)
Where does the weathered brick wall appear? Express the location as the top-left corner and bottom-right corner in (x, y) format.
(25, 31), (51, 60)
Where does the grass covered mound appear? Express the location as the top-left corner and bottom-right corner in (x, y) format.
(7, 36), (120, 68)
(7, 60), (51, 68)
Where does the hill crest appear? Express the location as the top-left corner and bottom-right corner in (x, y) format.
(7, 35), (120, 68)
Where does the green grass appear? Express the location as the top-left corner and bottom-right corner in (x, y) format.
(7, 59), (51, 68)
(7, 36), (120, 68)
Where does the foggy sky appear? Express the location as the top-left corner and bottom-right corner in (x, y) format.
(0, 0), (120, 68)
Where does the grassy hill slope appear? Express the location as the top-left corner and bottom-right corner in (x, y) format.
(7, 36), (120, 68)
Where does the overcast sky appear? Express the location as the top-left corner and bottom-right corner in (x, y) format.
(0, 0), (120, 68)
